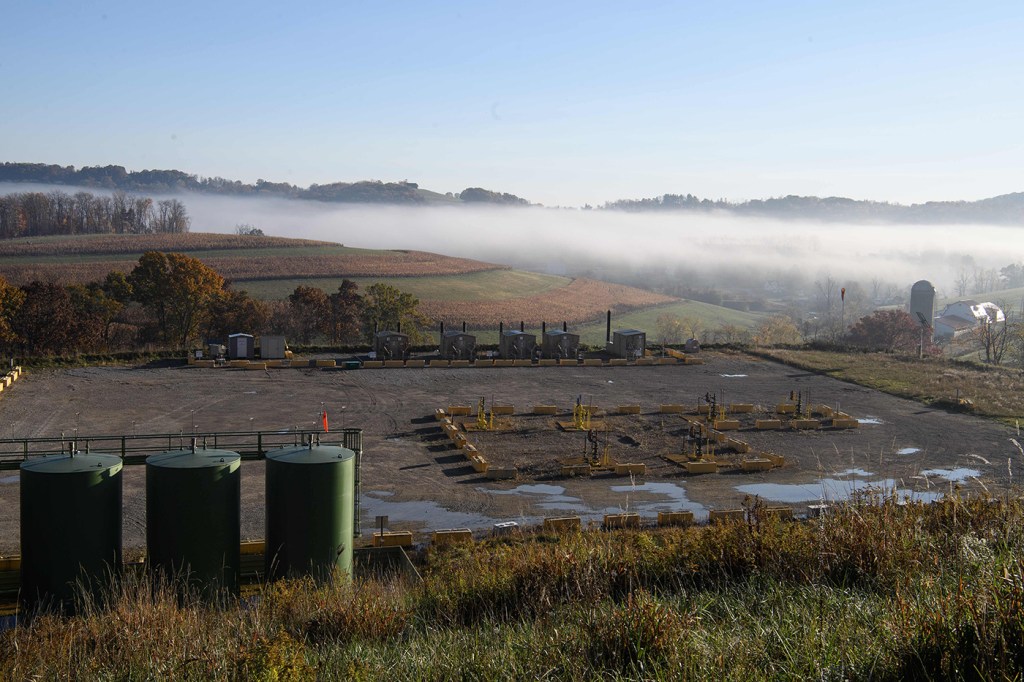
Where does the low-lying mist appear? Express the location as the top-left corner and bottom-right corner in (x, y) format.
(181, 191), (1024, 302)
(5, 183), (1023, 303)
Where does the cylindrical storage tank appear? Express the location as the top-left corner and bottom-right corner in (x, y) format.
(146, 444), (241, 597)
(20, 451), (123, 614)
(265, 442), (355, 582)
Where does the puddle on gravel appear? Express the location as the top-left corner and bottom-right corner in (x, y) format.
(920, 468), (980, 483)
(489, 484), (583, 511)
(858, 416), (883, 425)
(0, 475), (18, 485)
(481, 481), (708, 523)
(720, 374), (747, 378)
(737, 476), (944, 505)
(608, 481), (708, 519)
(360, 492), (498, 531)
(897, 447), (921, 455)
(834, 468), (873, 477)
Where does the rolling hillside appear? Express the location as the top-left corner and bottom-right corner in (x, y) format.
(0, 232), (765, 339)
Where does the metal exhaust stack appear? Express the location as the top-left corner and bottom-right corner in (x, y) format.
(606, 310), (612, 345)
(563, 321), (567, 332)
(520, 321), (524, 332)
(542, 321), (546, 335)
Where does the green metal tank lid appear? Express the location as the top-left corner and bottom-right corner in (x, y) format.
(20, 452), (123, 474)
(267, 443), (355, 465)
(146, 446), (241, 470)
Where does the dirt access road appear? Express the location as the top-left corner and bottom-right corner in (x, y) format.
(0, 352), (1018, 552)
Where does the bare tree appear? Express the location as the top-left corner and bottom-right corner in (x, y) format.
(155, 199), (190, 234)
(656, 314), (684, 345)
(971, 267), (998, 295)
(975, 305), (1011, 364)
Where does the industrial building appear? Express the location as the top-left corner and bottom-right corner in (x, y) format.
(440, 330), (476, 361)
(608, 329), (646, 359)
(227, 333), (255, 360)
(541, 329), (579, 360)
(373, 331), (409, 360)
(499, 330), (536, 359)
(259, 335), (289, 360)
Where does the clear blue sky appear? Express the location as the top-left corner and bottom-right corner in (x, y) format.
(4, 1), (1023, 206)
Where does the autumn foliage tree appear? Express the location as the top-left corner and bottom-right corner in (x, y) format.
(129, 251), (225, 347)
(329, 280), (362, 343)
(845, 310), (936, 354)
(13, 282), (82, 355)
(203, 287), (270, 342)
(753, 315), (802, 346)
(0, 276), (24, 352)
(360, 283), (431, 344)
(287, 286), (330, 343)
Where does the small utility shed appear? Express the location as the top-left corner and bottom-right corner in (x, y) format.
(441, 330), (476, 360)
(373, 331), (409, 360)
(499, 330), (536, 359)
(542, 330), (579, 359)
(228, 333), (255, 360)
(608, 329), (646, 359)
(260, 335), (288, 360)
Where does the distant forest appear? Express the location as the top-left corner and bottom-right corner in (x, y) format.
(3, 161), (1023, 224)
(0, 162), (530, 207)
(602, 193), (1024, 225)
(0, 190), (189, 239)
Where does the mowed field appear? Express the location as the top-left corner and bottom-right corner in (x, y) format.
(0, 232), (764, 334)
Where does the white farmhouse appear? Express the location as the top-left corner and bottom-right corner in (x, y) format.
(933, 300), (1005, 341)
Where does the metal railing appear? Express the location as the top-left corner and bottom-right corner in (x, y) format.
(0, 428), (363, 468)
(1, 427), (365, 539)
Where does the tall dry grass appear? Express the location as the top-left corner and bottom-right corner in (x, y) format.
(2, 493), (1023, 680)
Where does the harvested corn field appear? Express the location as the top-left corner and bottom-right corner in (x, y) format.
(418, 278), (677, 327)
(0, 249), (505, 286)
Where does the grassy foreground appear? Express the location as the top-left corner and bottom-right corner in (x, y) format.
(753, 348), (1024, 424)
(3, 494), (1024, 680)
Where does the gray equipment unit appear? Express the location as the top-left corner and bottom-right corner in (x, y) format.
(208, 343), (226, 359)
(541, 330), (579, 359)
(440, 330), (476, 360)
(684, 338), (701, 353)
(373, 331), (409, 360)
(260, 335), (288, 359)
(608, 329), (646, 359)
(146, 443), (241, 597)
(499, 330), (536, 359)
(20, 451), (123, 613)
(909, 280), (936, 337)
(265, 441), (356, 582)
(227, 333), (255, 360)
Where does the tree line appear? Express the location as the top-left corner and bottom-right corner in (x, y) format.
(0, 190), (189, 239)
(0, 162), (532, 206)
(0, 252), (430, 358)
(603, 192), (1024, 226)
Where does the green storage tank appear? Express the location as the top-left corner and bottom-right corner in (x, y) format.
(146, 443), (240, 597)
(20, 451), (123, 614)
(265, 441), (355, 582)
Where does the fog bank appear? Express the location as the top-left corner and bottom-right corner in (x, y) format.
(4, 183), (1022, 298)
